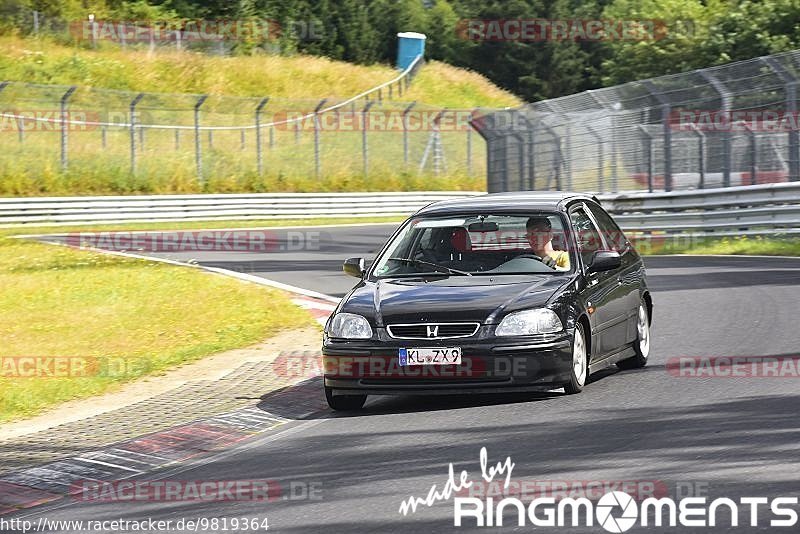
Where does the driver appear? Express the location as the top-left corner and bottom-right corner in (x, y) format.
(525, 216), (570, 271)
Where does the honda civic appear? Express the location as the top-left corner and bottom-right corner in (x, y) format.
(322, 192), (652, 410)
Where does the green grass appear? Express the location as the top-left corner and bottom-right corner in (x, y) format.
(0, 36), (520, 196)
(0, 127), (487, 195)
(0, 216), (410, 422)
(403, 61), (521, 109)
(0, 232), (316, 423)
(645, 235), (800, 257)
(0, 36), (520, 106)
(0, 35), (400, 98)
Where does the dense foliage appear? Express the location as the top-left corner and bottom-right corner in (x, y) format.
(3, 0), (800, 100)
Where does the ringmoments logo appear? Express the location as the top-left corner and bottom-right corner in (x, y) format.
(596, 491), (638, 533)
(398, 447), (800, 530)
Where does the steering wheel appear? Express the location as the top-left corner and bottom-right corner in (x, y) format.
(515, 253), (544, 262)
(516, 253), (559, 270)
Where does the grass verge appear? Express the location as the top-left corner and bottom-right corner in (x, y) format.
(649, 235), (800, 257)
(0, 35), (521, 107)
(0, 217), (407, 423)
(0, 232), (317, 423)
(0, 36), (519, 196)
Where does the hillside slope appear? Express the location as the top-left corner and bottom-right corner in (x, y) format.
(0, 36), (521, 195)
(0, 36), (520, 107)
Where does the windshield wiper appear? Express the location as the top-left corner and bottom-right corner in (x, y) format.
(386, 257), (472, 276)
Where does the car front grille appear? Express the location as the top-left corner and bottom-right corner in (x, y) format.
(386, 322), (480, 339)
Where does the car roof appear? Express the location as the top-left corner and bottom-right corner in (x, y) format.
(416, 191), (597, 216)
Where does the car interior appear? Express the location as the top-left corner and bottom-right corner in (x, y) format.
(380, 215), (572, 275)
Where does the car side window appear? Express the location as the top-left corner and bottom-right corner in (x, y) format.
(417, 227), (436, 251)
(586, 202), (628, 253)
(569, 207), (604, 269)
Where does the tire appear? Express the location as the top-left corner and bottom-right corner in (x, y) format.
(617, 300), (650, 370)
(325, 387), (367, 411)
(564, 321), (588, 394)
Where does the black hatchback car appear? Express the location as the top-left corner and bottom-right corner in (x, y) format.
(322, 192), (652, 410)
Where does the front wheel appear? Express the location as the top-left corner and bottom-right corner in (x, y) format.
(563, 322), (588, 394)
(325, 387), (367, 411)
(618, 301), (650, 370)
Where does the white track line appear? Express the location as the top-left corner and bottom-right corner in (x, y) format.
(71, 457), (142, 473)
(24, 237), (341, 303)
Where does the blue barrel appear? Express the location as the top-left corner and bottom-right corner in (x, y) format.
(396, 32), (426, 70)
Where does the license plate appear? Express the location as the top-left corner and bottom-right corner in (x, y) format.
(399, 347), (461, 366)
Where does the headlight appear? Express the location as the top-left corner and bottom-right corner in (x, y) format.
(495, 309), (563, 336)
(329, 313), (373, 339)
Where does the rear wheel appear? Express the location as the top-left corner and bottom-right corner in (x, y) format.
(563, 322), (588, 394)
(618, 301), (650, 370)
(325, 387), (367, 411)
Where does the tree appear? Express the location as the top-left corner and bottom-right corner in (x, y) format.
(600, 0), (717, 85)
(703, 0), (800, 64)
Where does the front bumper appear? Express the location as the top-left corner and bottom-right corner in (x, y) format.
(322, 331), (573, 395)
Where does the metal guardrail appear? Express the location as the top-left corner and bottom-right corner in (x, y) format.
(0, 192), (482, 227)
(600, 182), (800, 210)
(598, 182), (800, 238)
(1, 184), (798, 240)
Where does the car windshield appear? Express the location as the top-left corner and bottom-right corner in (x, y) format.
(372, 213), (574, 277)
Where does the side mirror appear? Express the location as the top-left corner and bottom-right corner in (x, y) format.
(587, 250), (621, 274)
(343, 257), (366, 278)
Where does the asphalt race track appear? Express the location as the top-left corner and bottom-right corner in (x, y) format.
(17, 223), (800, 533)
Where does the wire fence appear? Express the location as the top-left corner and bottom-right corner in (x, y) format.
(473, 49), (800, 194)
(1, 7), (305, 55)
(0, 56), (485, 194)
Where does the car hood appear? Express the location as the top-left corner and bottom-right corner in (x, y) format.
(341, 275), (572, 326)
